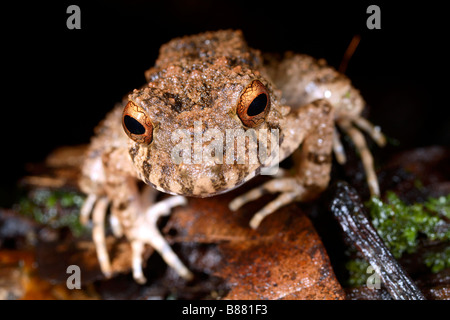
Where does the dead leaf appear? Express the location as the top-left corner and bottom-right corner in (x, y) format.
(165, 178), (345, 300)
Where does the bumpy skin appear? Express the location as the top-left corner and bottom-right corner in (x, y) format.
(79, 30), (384, 282)
(128, 31), (284, 197)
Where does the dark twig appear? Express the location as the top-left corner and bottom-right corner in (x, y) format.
(339, 34), (361, 74)
(329, 181), (426, 300)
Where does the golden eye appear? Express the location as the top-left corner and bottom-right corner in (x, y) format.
(122, 101), (153, 145)
(237, 80), (270, 128)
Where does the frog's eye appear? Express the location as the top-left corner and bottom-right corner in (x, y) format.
(122, 101), (153, 145)
(237, 80), (270, 128)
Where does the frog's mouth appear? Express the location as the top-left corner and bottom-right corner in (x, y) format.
(140, 161), (263, 198)
(130, 115), (282, 197)
(147, 171), (254, 198)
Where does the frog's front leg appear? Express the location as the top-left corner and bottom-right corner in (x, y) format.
(80, 148), (192, 283)
(230, 99), (334, 228)
(127, 189), (191, 283)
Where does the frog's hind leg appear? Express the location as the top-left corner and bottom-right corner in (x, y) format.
(92, 196), (112, 277)
(80, 193), (113, 277)
(230, 99), (335, 229)
(352, 116), (386, 148)
(333, 115), (385, 167)
(80, 193), (97, 226)
(337, 118), (382, 196)
(333, 127), (347, 164)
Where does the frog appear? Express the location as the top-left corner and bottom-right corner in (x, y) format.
(79, 30), (386, 283)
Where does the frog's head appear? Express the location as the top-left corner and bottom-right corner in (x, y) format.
(121, 56), (291, 197)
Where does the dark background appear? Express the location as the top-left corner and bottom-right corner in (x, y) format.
(2, 0), (448, 205)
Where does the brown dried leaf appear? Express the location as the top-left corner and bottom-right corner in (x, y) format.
(36, 236), (152, 285)
(165, 180), (345, 300)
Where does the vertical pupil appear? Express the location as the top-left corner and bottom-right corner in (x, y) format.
(124, 115), (145, 135)
(247, 93), (267, 116)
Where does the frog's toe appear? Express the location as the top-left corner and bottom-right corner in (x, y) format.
(229, 185), (266, 211)
(109, 210), (123, 238)
(230, 177), (305, 228)
(249, 191), (299, 229)
(229, 177), (299, 211)
(338, 118), (382, 196)
(352, 115), (386, 147)
(80, 193), (97, 226)
(129, 196), (193, 283)
(130, 240), (147, 284)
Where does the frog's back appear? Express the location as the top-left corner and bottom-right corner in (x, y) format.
(151, 30), (262, 69)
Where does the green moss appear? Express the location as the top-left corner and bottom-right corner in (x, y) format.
(366, 192), (450, 259)
(345, 258), (371, 287)
(17, 189), (87, 237)
(425, 195), (450, 219)
(345, 193), (450, 286)
(424, 247), (450, 273)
